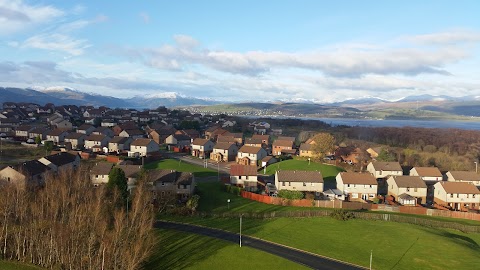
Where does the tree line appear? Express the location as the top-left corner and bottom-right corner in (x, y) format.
(0, 167), (155, 270)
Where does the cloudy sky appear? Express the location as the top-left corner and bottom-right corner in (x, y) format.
(0, 0), (479, 102)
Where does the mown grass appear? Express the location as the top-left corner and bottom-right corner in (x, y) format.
(144, 159), (217, 177)
(144, 229), (308, 270)
(162, 216), (480, 270)
(264, 159), (344, 183)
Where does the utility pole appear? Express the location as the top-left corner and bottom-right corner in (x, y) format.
(240, 214), (243, 247)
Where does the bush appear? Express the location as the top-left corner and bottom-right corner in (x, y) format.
(277, 190), (304, 200)
(330, 209), (355, 221)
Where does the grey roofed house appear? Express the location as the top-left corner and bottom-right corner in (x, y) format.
(85, 134), (108, 141)
(110, 136), (131, 144)
(41, 152), (79, 167)
(65, 132), (86, 139)
(276, 170), (323, 183)
(389, 176), (427, 188)
(117, 164), (143, 178)
(370, 161), (402, 171)
(214, 142), (236, 150)
(13, 160), (51, 177)
(299, 143), (313, 151)
(148, 170), (194, 185)
(173, 134), (192, 142)
(90, 162), (114, 176)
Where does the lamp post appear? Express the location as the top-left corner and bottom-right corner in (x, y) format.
(475, 161), (478, 173)
(369, 250), (373, 270)
(227, 199), (230, 210)
(308, 157), (311, 165)
(217, 161), (220, 182)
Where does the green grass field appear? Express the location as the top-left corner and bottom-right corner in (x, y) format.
(145, 159), (217, 177)
(162, 216), (480, 270)
(264, 159), (344, 184)
(145, 229), (308, 270)
(0, 261), (44, 270)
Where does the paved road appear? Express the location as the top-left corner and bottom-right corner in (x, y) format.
(155, 221), (366, 270)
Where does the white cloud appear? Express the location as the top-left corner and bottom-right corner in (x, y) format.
(408, 30), (480, 45)
(0, 0), (64, 35)
(22, 33), (90, 56)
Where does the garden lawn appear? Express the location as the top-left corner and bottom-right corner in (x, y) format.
(144, 159), (217, 177)
(163, 216), (480, 270)
(144, 229), (308, 270)
(264, 159), (343, 182)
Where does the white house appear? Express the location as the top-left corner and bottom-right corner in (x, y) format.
(230, 165), (258, 191)
(84, 134), (111, 150)
(191, 138), (215, 158)
(108, 136), (133, 153)
(410, 167), (443, 183)
(211, 142), (238, 162)
(386, 175), (428, 206)
(130, 138), (160, 157)
(366, 161), (403, 179)
(446, 171), (480, 188)
(90, 162), (114, 186)
(275, 170), (324, 193)
(64, 132), (86, 150)
(336, 172), (378, 202)
(433, 181), (480, 211)
(236, 145), (268, 166)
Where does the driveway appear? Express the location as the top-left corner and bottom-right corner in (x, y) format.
(155, 220), (366, 270)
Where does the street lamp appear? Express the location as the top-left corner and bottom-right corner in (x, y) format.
(475, 161), (478, 173)
(227, 199), (230, 209)
(308, 157), (311, 165)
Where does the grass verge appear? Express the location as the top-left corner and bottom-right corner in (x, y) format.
(145, 159), (217, 177)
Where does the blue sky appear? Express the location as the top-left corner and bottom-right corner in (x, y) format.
(0, 0), (479, 102)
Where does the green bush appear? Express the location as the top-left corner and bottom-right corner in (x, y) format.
(277, 190), (304, 200)
(329, 209), (355, 221)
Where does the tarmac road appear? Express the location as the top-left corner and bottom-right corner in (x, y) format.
(155, 220), (366, 270)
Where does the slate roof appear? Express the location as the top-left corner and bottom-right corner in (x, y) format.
(192, 138), (211, 146)
(47, 129), (68, 136)
(438, 182), (480, 194)
(14, 160), (51, 176)
(390, 176), (427, 188)
(65, 132), (85, 140)
(338, 172), (377, 185)
(412, 167), (443, 177)
(110, 136), (130, 144)
(214, 142), (235, 150)
(230, 165), (258, 176)
(448, 171), (480, 181)
(276, 170), (323, 183)
(90, 162), (114, 175)
(85, 134), (107, 141)
(371, 161), (402, 171)
(122, 129), (144, 136)
(173, 134), (191, 141)
(117, 165), (142, 178)
(239, 145), (263, 154)
(43, 152), (78, 167)
(148, 170), (194, 185)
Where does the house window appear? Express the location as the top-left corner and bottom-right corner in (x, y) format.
(414, 188), (418, 192)
(289, 182), (291, 186)
(161, 182), (165, 186)
(456, 194), (459, 198)
(282, 182), (285, 186)
(450, 194), (453, 198)
(347, 184), (350, 188)
(473, 194), (476, 198)
(303, 182), (306, 186)
(369, 185), (372, 188)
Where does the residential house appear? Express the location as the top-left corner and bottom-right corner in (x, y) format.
(15, 125), (35, 139)
(275, 170), (324, 193)
(323, 189), (345, 201)
(251, 134), (270, 145)
(28, 127), (48, 140)
(119, 128), (145, 139)
(84, 134), (111, 151)
(366, 147), (382, 159)
(261, 156), (277, 168)
(46, 129), (69, 144)
(150, 170), (195, 200)
(90, 162), (114, 186)
(149, 127), (176, 145)
(446, 171), (480, 188)
(222, 120), (236, 128)
(92, 127), (114, 137)
(165, 134), (191, 150)
(101, 119), (117, 127)
(230, 165), (258, 191)
(244, 138), (264, 148)
(64, 133), (86, 150)
(205, 126), (230, 140)
(117, 164), (143, 188)
(386, 176), (428, 205)
(112, 121), (137, 136)
(175, 129), (200, 139)
(433, 181), (480, 210)
(130, 138), (160, 157)
(410, 167), (444, 184)
(236, 145), (268, 166)
(366, 161), (403, 179)
(191, 138), (215, 158)
(108, 136), (133, 153)
(272, 139), (294, 156)
(0, 160), (51, 189)
(299, 143), (314, 157)
(77, 124), (96, 135)
(211, 142), (238, 162)
(38, 152), (80, 172)
(336, 172), (378, 202)
(217, 135), (236, 144)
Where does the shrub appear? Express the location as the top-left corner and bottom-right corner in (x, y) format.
(277, 190), (304, 200)
(330, 209), (355, 221)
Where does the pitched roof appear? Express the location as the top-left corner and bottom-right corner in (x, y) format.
(448, 171), (480, 181)
(90, 162), (114, 175)
(217, 135), (236, 143)
(16, 125), (33, 131)
(230, 165), (258, 176)
(239, 145), (263, 154)
(131, 138), (154, 146)
(214, 142), (235, 150)
(273, 140), (294, 147)
(299, 143), (313, 151)
(412, 167), (443, 177)
(110, 136), (130, 144)
(398, 193), (416, 200)
(148, 170), (194, 185)
(122, 129), (144, 136)
(47, 129), (68, 136)
(85, 134), (108, 141)
(338, 172), (377, 185)
(371, 161), (402, 171)
(192, 138), (211, 146)
(116, 164), (142, 178)
(43, 152), (78, 167)
(245, 138), (263, 145)
(276, 136), (296, 142)
(261, 156), (275, 162)
(438, 182), (480, 194)
(252, 134), (269, 141)
(173, 134), (191, 141)
(65, 132), (85, 140)
(13, 160), (51, 176)
(390, 176), (427, 188)
(277, 170), (323, 183)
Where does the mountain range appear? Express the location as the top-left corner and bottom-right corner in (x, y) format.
(1, 87), (480, 117)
